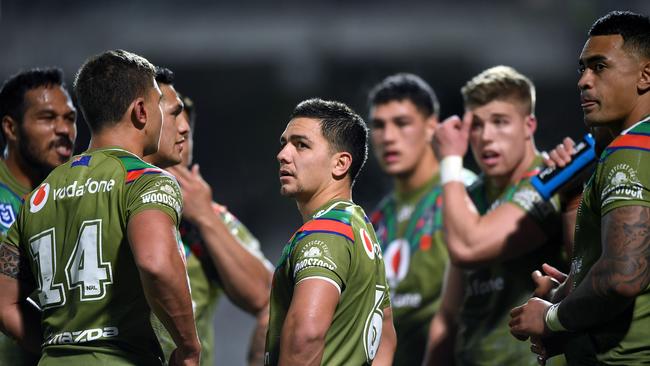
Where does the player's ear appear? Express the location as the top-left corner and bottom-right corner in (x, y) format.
(332, 151), (352, 179)
(130, 97), (148, 128)
(638, 60), (650, 93)
(2, 115), (19, 144)
(425, 115), (438, 143)
(525, 114), (537, 139)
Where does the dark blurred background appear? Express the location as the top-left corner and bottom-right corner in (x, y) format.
(2, 1), (648, 364)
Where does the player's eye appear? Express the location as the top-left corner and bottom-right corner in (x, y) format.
(594, 63), (606, 72)
(577, 65), (585, 75)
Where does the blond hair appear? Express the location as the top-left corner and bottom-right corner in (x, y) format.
(461, 65), (536, 115)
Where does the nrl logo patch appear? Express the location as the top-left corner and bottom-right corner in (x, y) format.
(0, 203), (16, 229)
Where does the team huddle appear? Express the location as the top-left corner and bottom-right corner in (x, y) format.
(0, 9), (649, 366)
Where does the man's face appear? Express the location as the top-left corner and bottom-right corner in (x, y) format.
(578, 34), (644, 127)
(277, 117), (334, 200)
(468, 99), (534, 179)
(148, 83), (187, 168)
(179, 110), (194, 167)
(370, 100), (436, 177)
(17, 85), (77, 171)
(142, 79), (164, 156)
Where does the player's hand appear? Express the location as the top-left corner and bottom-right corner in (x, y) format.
(509, 297), (552, 340)
(541, 137), (575, 169)
(532, 263), (567, 300)
(167, 164), (214, 225)
(433, 112), (471, 159)
(530, 335), (565, 366)
(541, 137), (587, 208)
(169, 346), (201, 366)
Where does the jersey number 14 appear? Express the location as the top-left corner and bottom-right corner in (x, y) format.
(29, 219), (113, 309)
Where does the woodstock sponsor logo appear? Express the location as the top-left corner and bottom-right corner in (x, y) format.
(52, 179), (115, 200)
(44, 326), (118, 345)
(141, 191), (181, 214)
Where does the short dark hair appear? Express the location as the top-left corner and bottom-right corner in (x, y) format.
(589, 11), (650, 59)
(155, 66), (175, 85)
(73, 49), (156, 133)
(0, 68), (64, 124)
(368, 73), (439, 117)
(290, 98), (368, 186)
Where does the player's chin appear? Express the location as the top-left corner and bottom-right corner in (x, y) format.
(280, 185), (298, 197)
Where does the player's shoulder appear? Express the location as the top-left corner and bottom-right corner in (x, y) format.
(600, 120), (650, 167)
(294, 201), (366, 244)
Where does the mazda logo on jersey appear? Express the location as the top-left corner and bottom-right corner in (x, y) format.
(30, 183), (50, 213)
(384, 239), (410, 286)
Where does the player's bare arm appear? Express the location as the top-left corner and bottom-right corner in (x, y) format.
(435, 114), (549, 268)
(128, 210), (201, 365)
(373, 306), (396, 366)
(0, 243), (41, 353)
(560, 205), (650, 329)
(247, 304), (269, 366)
(510, 205), (650, 338)
(279, 278), (339, 366)
(167, 164), (272, 314)
(423, 263), (464, 366)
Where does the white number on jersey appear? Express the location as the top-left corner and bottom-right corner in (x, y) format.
(29, 220), (113, 308)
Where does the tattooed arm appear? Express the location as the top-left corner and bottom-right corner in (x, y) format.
(557, 206), (650, 329)
(510, 206), (650, 337)
(0, 243), (41, 352)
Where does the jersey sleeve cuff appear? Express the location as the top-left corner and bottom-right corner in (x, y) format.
(296, 276), (341, 295)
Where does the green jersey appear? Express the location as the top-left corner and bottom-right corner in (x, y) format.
(566, 117), (650, 365)
(3, 148), (183, 365)
(152, 203), (272, 366)
(370, 170), (475, 366)
(0, 160), (39, 365)
(456, 156), (564, 366)
(265, 200), (390, 366)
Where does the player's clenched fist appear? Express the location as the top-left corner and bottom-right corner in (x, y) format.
(433, 112), (472, 159)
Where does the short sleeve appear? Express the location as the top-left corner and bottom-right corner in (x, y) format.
(381, 280), (391, 310)
(216, 204), (273, 271)
(598, 148), (650, 215)
(2, 204), (23, 250)
(126, 172), (183, 227)
(508, 180), (560, 226)
(290, 233), (351, 294)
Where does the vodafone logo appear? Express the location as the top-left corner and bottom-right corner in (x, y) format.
(30, 183), (50, 213)
(360, 228), (375, 259)
(383, 239), (410, 286)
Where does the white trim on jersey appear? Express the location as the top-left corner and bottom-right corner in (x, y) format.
(296, 276), (341, 295)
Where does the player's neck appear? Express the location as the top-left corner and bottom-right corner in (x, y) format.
(488, 143), (537, 190)
(297, 183), (352, 222)
(3, 145), (45, 189)
(621, 101), (650, 132)
(88, 127), (148, 158)
(394, 149), (439, 194)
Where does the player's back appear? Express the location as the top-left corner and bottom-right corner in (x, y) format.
(10, 148), (182, 365)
